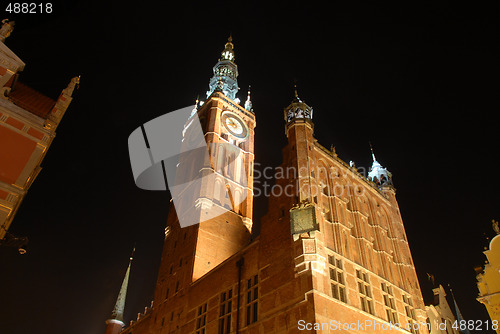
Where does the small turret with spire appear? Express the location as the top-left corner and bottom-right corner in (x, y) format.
(284, 83), (313, 124)
(367, 143), (393, 187)
(105, 248), (134, 334)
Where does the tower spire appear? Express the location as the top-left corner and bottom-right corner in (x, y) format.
(207, 35), (239, 101)
(367, 144), (393, 187)
(292, 82), (302, 102)
(448, 285), (471, 334)
(369, 141), (377, 162)
(105, 247), (135, 334)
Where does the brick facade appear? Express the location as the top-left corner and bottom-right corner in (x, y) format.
(121, 96), (428, 334)
(119, 39), (428, 334)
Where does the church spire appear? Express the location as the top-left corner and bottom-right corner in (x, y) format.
(207, 35), (239, 101)
(105, 248), (134, 334)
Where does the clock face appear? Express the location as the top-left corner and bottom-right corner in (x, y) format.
(221, 112), (248, 139)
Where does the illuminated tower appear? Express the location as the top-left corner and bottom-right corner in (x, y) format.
(129, 36), (257, 333)
(264, 85), (429, 332)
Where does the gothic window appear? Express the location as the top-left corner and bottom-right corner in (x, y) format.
(246, 275), (258, 326)
(328, 254), (346, 303)
(356, 269), (374, 315)
(219, 288), (233, 334)
(381, 282), (398, 324)
(195, 303), (208, 334)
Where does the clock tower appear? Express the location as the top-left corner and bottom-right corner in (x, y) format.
(151, 38), (256, 322)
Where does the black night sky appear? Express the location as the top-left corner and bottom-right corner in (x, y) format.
(0, 2), (499, 333)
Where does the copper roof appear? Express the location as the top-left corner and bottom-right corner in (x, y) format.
(8, 82), (56, 119)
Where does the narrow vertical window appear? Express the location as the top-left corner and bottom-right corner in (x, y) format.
(403, 295), (420, 334)
(195, 303), (208, 334)
(245, 275), (258, 325)
(219, 288), (233, 334)
(328, 254), (347, 303)
(357, 269), (374, 315)
(381, 282), (398, 324)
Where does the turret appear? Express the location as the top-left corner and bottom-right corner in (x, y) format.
(367, 145), (393, 187)
(105, 250), (134, 334)
(284, 84), (313, 138)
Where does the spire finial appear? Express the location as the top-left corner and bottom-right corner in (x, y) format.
(294, 82), (299, 98)
(369, 141), (377, 162)
(130, 244), (135, 261)
(245, 85), (253, 112)
(228, 34), (232, 43)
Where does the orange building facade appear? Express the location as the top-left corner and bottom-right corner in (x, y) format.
(0, 20), (78, 242)
(117, 38), (428, 334)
